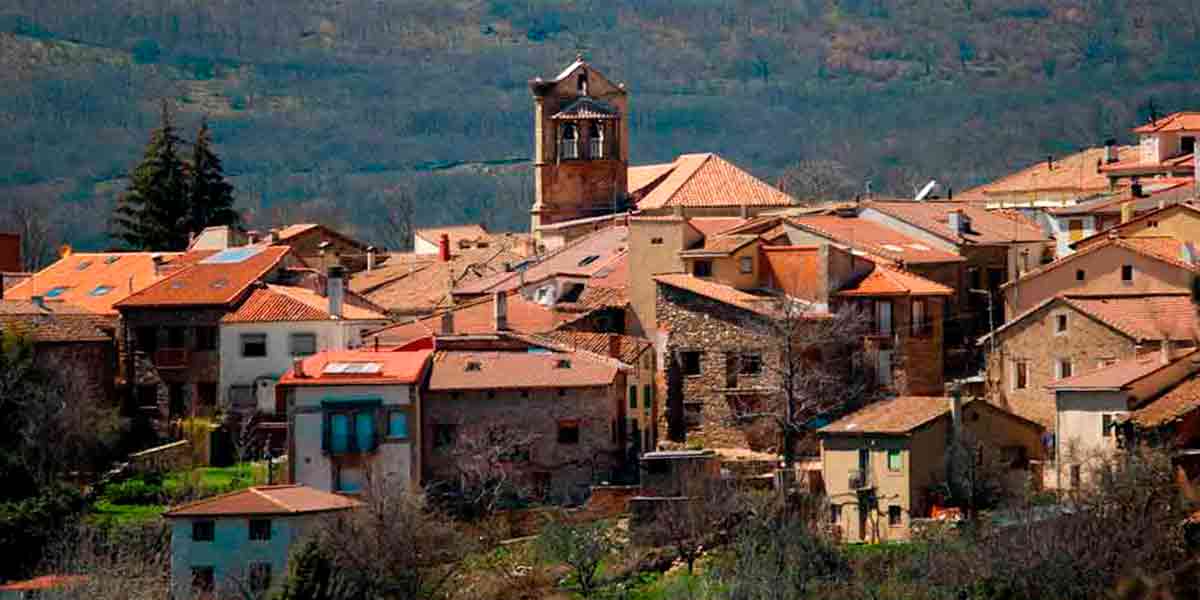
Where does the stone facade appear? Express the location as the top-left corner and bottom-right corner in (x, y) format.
(122, 307), (225, 419)
(422, 383), (626, 503)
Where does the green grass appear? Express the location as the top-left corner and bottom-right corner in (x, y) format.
(163, 463), (269, 495)
(88, 500), (165, 526)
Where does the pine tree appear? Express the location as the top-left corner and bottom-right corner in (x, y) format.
(186, 116), (238, 235)
(112, 100), (191, 250)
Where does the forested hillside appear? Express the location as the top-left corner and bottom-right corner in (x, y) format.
(5, 0), (1200, 262)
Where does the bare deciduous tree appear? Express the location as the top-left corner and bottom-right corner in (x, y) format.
(777, 160), (858, 205)
(40, 522), (171, 600)
(432, 424), (539, 522)
(640, 480), (737, 575)
(536, 519), (622, 599)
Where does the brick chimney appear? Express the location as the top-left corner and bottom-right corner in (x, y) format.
(327, 266), (345, 318)
(439, 234), (451, 262)
(494, 292), (508, 331)
(366, 246), (377, 272)
(440, 310), (455, 335)
(292, 357), (307, 379)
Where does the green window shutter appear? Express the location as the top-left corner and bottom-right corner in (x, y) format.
(355, 412), (376, 452)
(330, 414), (351, 454)
(644, 384), (653, 410)
(321, 414), (331, 453)
(389, 412), (409, 439)
(628, 385), (637, 409)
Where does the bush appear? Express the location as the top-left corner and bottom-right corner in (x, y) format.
(0, 484), (86, 580)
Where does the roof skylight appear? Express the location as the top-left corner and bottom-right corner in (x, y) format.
(45, 286), (68, 298)
(201, 247), (265, 264)
(89, 285), (114, 297)
(323, 362), (382, 375)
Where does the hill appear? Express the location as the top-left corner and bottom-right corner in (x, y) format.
(4, 0), (1200, 263)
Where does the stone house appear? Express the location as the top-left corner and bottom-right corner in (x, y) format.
(163, 485), (360, 600)
(820, 396), (1044, 543)
(981, 294), (1197, 429)
(1046, 349), (1200, 490)
(271, 224), (371, 272)
(422, 332), (631, 502)
(1001, 234), (1198, 317)
(0, 299), (116, 409)
(116, 246), (298, 419)
(219, 279), (388, 415)
(278, 347), (430, 493)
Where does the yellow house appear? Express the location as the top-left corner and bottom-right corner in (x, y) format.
(819, 396), (1044, 543)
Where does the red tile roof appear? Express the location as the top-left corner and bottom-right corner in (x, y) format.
(628, 162), (677, 197)
(1062, 296), (1198, 342)
(163, 485), (362, 517)
(1072, 203), (1200, 251)
(863, 200), (1046, 245)
(5, 252), (185, 315)
(1132, 112), (1200, 133)
(540, 330), (653, 365)
(1049, 181), (1192, 216)
(278, 348), (431, 387)
(1007, 235), (1199, 293)
(415, 224), (490, 248)
(452, 226), (628, 296)
(1130, 370), (1200, 428)
(274, 224), (320, 241)
(962, 146), (1133, 198)
(760, 246), (821, 301)
(0, 575), (88, 592)
(222, 284), (386, 323)
(687, 217), (752, 237)
(428, 349), (619, 391)
(836, 264), (954, 297)
(786, 215), (966, 264)
(116, 246), (294, 308)
(0, 300), (113, 343)
(351, 244), (527, 316)
(1046, 352), (1189, 391)
(821, 396), (952, 434)
(636, 153), (795, 210)
(654, 273), (791, 316)
(366, 292), (579, 346)
(1098, 152), (1194, 175)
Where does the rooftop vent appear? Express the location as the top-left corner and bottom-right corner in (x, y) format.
(465, 361), (482, 372)
(555, 359), (572, 369)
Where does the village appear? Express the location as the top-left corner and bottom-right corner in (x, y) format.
(3, 57), (1200, 598)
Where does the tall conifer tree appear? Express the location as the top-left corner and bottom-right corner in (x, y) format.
(112, 100), (190, 250)
(186, 117), (238, 235)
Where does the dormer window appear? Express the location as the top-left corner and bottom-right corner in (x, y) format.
(1184, 136), (1196, 155)
(559, 123), (579, 160)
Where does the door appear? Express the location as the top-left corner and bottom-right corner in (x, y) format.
(875, 301), (893, 336)
(877, 350), (894, 386)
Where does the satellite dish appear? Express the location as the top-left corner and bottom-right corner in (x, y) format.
(915, 180), (938, 202)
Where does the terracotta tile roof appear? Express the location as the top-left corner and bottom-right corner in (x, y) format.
(1099, 153), (1194, 176)
(366, 292), (579, 346)
(966, 146), (1133, 197)
(414, 224), (490, 248)
(628, 162), (677, 197)
(222, 284), (387, 323)
(1132, 112), (1200, 133)
(5, 252), (186, 315)
(1003, 396), (1057, 429)
(278, 348), (431, 387)
(428, 349), (619, 391)
(1130, 371), (1200, 428)
(351, 243), (527, 316)
(0, 575), (88, 592)
(760, 246), (821, 300)
(653, 273), (784, 316)
(551, 96), (620, 120)
(686, 217), (752, 237)
(786, 215), (966, 264)
(164, 485), (362, 517)
(636, 153), (795, 210)
(1049, 181), (1192, 216)
(680, 234), (760, 257)
(275, 224), (320, 241)
(821, 396), (952, 434)
(836, 264), (954, 297)
(348, 253), (439, 292)
(0, 300), (113, 343)
(1062, 295), (1198, 342)
(1072, 203), (1200, 250)
(1009, 235), (1199, 292)
(863, 200), (1047, 245)
(540, 330), (653, 364)
(1047, 352), (1189, 390)
(116, 246), (293, 309)
(452, 226), (628, 296)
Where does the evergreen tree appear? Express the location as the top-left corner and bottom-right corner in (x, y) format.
(112, 100), (191, 250)
(186, 116), (238, 235)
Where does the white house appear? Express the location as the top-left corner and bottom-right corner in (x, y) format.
(163, 485), (360, 600)
(277, 347), (431, 493)
(1045, 348), (1199, 489)
(219, 273), (389, 415)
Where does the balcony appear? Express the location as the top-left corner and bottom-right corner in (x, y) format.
(848, 469), (874, 490)
(154, 348), (190, 369)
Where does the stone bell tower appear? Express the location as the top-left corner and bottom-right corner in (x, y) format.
(529, 56), (630, 238)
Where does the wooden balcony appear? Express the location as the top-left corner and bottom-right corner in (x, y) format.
(154, 348), (190, 369)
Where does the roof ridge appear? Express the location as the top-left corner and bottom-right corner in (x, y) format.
(249, 486), (296, 513)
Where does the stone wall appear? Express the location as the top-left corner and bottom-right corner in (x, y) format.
(122, 307), (226, 417)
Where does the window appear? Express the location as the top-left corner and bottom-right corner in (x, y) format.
(1057, 358), (1073, 379)
(629, 385), (637, 410)
(1013, 360), (1028, 390)
(324, 409), (378, 455)
(1121, 264), (1134, 283)
(167, 326), (186, 348)
(887, 449), (902, 472)
(136, 326), (158, 353)
(692, 260), (713, 277)
(290, 332), (317, 357)
(89, 284), (113, 296)
(433, 424), (458, 449)
(1055, 314), (1068, 334)
(557, 419), (580, 444)
(249, 562), (272, 594)
(388, 410), (410, 439)
(198, 382), (217, 407)
(1075, 269), (1086, 281)
(191, 566), (215, 593)
(241, 333), (268, 358)
(1070, 464), (1082, 488)
(739, 256), (754, 274)
(650, 237), (664, 245)
(643, 384), (653, 412)
(249, 518), (272, 541)
(830, 503), (842, 524)
(1102, 414), (1114, 437)
(555, 359), (572, 369)
(1184, 136), (1196, 155)
(192, 520), (215, 542)
(874, 301), (893, 336)
(194, 326), (217, 351)
(681, 351), (702, 376)
(738, 354), (762, 375)
(911, 298), (931, 337)
(888, 505), (903, 527)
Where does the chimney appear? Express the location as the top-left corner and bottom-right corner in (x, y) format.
(1047, 155), (1054, 171)
(31, 295), (45, 310)
(440, 310), (455, 335)
(438, 234), (451, 262)
(1161, 341), (1171, 365)
(673, 204), (684, 218)
(1131, 181), (1144, 198)
(292, 357), (307, 379)
(947, 209), (964, 234)
(366, 246), (377, 272)
(494, 292), (508, 331)
(608, 335), (622, 360)
(1104, 138), (1118, 164)
(151, 254), (166, 277)
(1121, 200), (1135, 224)
(326, 266), (345, 319)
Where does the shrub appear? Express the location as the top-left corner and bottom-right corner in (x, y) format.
(100, 479), (163, 505)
